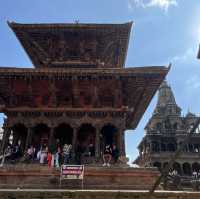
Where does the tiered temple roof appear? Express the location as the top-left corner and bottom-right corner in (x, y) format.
(0, 22), (169, 130)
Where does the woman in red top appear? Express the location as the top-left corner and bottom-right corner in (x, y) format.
(47, 151), (52, 168)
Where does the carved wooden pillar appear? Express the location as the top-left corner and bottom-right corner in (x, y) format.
(95, 127), (101, 159)
(72, 127), (78, 156)
(119, 130), (125, 156)
(0, 127), (11, 154)
(158, 142), (161, 152)
(25, 127), (33, 152)
(48, 127), (55, 146)
(12, 131), (18, 147)
(150, 142), (153, 152)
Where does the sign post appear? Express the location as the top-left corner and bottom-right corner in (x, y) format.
(60, 165), (84, 189)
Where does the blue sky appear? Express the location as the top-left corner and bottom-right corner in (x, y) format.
(0, 0), (200, 163)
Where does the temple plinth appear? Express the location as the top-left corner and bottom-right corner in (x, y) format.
(0, 21), (168, 164)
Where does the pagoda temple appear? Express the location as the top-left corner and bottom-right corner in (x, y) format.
(0, 21), (168, 164)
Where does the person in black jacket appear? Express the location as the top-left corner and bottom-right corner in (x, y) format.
(112, 144), (119, 164)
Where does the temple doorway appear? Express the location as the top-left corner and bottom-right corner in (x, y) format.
(192, 162), (200, 172)
(101, 124), (117, 151)
(77, 124), (96, 155)
(183, 162), (191, 176)
(163, 162), (169, 171)
(54, 124), (73, 147)
(173, 162), (182, 175)
(32, 124), (50, 149)
(12, 124), (27, 152)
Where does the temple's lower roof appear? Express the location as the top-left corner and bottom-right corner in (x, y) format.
(0, 66), (169, 129)
(0, 66), (167, 75)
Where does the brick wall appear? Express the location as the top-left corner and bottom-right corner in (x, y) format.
(0, 166), (160, 190)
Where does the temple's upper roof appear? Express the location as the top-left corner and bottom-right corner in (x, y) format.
(8, 21), (132, 69)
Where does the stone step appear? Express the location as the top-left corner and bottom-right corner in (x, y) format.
(0, 164), (160, 190)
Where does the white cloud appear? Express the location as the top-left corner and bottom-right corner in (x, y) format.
(128, 0), (178, 12)
(186, 74), (200, 90)
(148, 0), (178, 11)
(171, 47), (196, 64)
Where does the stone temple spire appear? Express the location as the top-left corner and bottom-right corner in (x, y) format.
(153, 80), (181, 116)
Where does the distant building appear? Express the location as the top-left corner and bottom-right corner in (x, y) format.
(134, 81), (200, 176)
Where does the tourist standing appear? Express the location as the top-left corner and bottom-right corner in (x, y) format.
(56, 140), (62, 167)
(76, 143), (83, 165)
(11, 140), (22, 161)
(88, 143), (95, 157)
(47, 150), (52, 168)
(103, 144), (112, 167)
(63, 144), (72, 164)
(49, 139), (60, 167)
(26, 145), (35, 161)
(112, 144), (119, 164)
(49, 140), (56, 167)
(40, 144), (48, 164)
